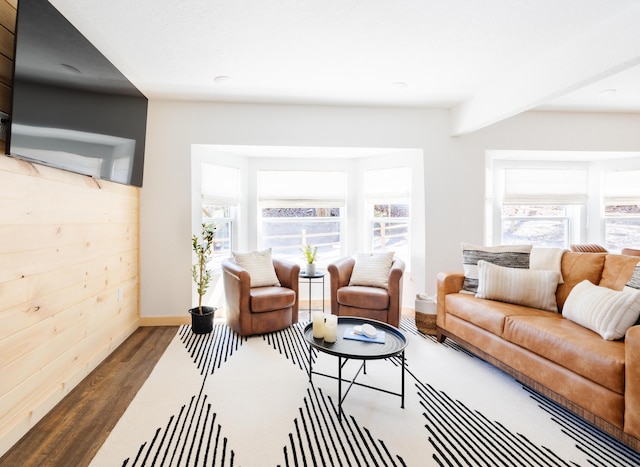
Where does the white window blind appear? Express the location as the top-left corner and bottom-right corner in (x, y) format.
(202, 164), (240, 204)
(365, 167), (411, 202)
(258, 171), (346, 206)
(502, 168), (588, 205)
(603, 170), (640, 205)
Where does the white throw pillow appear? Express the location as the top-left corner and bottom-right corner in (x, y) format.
(530, 247), (566, 284)
(232, 248), (280, 287)
(476, 260), (561, 312)
(461, 243), (532, 294)
(349, 252), (395, 289)
(562, 279), (640, 340)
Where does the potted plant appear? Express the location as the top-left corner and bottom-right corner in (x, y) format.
(190, 223), (217, 334)
(301, 244), (318, 276)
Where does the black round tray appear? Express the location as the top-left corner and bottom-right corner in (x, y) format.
(303, 316), (407, 359)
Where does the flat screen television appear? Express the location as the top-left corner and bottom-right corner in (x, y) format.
(7, 0), (148, 187)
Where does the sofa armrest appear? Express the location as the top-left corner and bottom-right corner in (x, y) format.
(436, 272), (465, 332)
(625, 325), (640, 439)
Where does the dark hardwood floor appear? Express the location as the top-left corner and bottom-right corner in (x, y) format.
(0, 326), (177, 467)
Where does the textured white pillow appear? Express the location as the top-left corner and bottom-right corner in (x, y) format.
(562, 279), (640, 340)
(461, 243), (533, 294)
(232, 248), (280, 287)
(349, 252), (395, 289)
(476, 260), (561, 312)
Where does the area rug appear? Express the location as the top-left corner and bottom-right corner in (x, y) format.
(90, 318), (640, 466)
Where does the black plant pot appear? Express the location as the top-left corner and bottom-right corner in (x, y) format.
(189, 306), (216, 334)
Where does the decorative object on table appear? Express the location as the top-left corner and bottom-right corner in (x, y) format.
(344, 326), (386, 344)
(323, 314), (338, 343)
(312, 310), (325, 338)
(301, 244), (318, 276)
(190, 223), (217, 334)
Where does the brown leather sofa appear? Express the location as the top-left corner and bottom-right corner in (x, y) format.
(328, 256), (405, 327)
(222, 257), (300, 336)
(437, 251), (640, 451)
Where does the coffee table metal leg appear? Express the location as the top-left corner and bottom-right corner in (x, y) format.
(401, 350), (405, 408)
(308, 346), (313, 383)
(338, 356), (342, 420)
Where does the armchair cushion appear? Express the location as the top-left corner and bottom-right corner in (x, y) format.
(232, 248), (280, 287)
(349, 252), (395, 289)
(250, 286), (296, 313)
(337, 285), (390, 310)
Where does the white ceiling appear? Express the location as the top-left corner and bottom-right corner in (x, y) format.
(49, 0), (640, 135)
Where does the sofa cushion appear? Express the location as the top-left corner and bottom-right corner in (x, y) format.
(445, 293), (562, 337)
(349, 252), (394, 289)
(556, 252), (606, 311)
(600, 254), (640, 290)
(562, 280), (640, 340)
(250, 286), (295, 312)
(461, 243), (532, 294)
(337, 285), (389, 310)
(503, 315), (625, 394)
(232, 248), (281, 287)
(476, 260), (561, 312)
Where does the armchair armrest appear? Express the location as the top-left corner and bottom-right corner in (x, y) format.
(221, 258), (252, 332)
(625, 325), (640, 439)
(327, 257), (356, 315)
(273, 258), (300, 290)
(386, 257), (405, 327)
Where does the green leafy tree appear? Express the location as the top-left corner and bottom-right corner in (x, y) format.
(192, 223), (216, 313)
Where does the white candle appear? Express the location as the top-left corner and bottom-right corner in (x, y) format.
(312, 311), (325, 339)
(323, 314), (338, 343)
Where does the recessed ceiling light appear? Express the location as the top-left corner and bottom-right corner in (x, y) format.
(599, 88), (617, 97)
(214, 75), (232, 85)
(60, 63), (81, 74)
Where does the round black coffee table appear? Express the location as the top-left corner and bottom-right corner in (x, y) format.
(303, 316), (408, 419)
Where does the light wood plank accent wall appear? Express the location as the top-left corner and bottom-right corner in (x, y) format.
(0, 0), (141, 456)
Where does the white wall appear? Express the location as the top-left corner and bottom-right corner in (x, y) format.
(140, 101), (640, 319)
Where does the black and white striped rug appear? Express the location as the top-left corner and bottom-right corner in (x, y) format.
(90, 318), (640, 466)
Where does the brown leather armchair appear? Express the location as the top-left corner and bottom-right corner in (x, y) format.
(327, 256), (405, 328)
(570, 243), (608, 253)
(222, 257), (300, 336)
(622, 248), (640, 257)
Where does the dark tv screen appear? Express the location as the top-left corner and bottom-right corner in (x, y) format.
(7, 0), (148, 187)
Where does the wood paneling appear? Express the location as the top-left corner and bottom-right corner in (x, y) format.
(0, 156), (140, 456)
(0, 0), (15, 35)
(0, 0), (141, 456)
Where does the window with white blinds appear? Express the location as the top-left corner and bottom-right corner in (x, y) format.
(502, 168), (589, 205)
(603, 169), (640, 251)
(201, 164), (240, 269)
(258, 170), (346, 206)
(257, 170), (347, 265)
(365, 167), (411, 258)
(603, 170), (640, 205)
